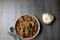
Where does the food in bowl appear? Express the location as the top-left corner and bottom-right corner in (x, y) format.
(42, 12), (54, 24)
(15, 15), (40, 39)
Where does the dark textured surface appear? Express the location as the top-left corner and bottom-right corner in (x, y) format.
(0, 0), (60, 40)
(32, 0), (60, 40)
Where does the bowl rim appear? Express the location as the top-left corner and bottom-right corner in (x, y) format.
(15, 14), (40, 40)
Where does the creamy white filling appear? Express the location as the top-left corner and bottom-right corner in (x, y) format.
(42, 13), (52, 24)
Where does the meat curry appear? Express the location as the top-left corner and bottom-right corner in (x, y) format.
(16, 15), (38, 38)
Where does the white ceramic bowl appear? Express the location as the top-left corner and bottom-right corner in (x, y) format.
(15, 15), (40, 40)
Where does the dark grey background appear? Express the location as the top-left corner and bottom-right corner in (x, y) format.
(0, 0), (60, 40)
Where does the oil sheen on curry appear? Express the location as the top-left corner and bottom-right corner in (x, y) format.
(16, 15), (38, 38)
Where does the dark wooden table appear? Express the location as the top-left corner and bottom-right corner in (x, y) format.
(0, 0), (60, 40)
